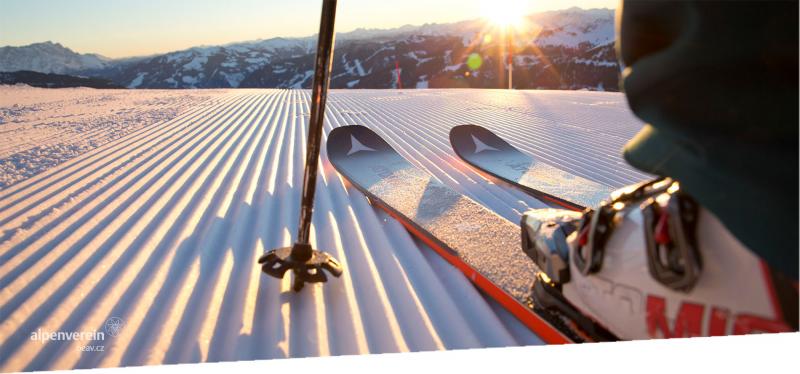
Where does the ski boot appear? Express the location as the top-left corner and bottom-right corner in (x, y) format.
(521, 178), (798, 342)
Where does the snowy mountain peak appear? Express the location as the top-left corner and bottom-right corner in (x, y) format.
(0, 41), (109, 74)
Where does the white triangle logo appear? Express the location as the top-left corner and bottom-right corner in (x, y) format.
(471, 134), (499, 153)
(347, 134), (376, 155)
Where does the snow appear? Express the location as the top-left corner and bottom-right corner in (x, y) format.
(514, 55), (540, 67)
(416, 76), (429, 89)
(334, 8), (614, 52)
(406, 51), (433, 66)
(573, 58), (616, 67)
(165, 77), (178, 87)
(0, 41), (108, 74)
(364, 46), (395, 62)
(0, 86), (228, 188)
(166, 51), (193, 63)
(226, 45), (250, 54)
(0, 88), (649, 371)
(244, 57), (269, 65)
(181, 75), (198, 85)
(287, 70), (314, 88)
(127, 73), (146, 89)
(182, 56), (208, 71)
(341, 57), (368, 78)
(244, 37), (314, 53)
(353, 59), (367, 77)
(444, 63), (463, 72)
(527, 9), (615, 48)
(220, 72), (245, 88)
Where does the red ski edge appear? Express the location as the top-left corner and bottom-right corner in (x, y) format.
(371, 195), (573, 344)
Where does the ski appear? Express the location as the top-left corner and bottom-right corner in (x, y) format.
(327, 125), (599, 344)
(449, 124), (613, 211)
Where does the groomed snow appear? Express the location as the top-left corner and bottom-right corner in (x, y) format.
(0, 86), (230, 189)
(0, 88), (647, 371)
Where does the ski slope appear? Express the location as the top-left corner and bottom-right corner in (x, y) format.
(0, 88), (647, 371)
(0, 86), (229, 189)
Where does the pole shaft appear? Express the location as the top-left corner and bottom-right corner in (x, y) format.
(507, 26), (513, 90)
(296, 0), (337, 245)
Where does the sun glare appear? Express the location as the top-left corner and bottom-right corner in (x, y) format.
(481, 0), (526, 28)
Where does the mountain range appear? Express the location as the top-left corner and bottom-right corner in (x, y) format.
(0, 7), (621, 90)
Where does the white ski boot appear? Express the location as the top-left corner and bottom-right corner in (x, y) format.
(521, 178), (798, 342)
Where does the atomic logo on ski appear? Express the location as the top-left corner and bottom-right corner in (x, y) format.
(347, 134), (376, 155)
(451, 124), (613, 210)
(471, 134), (499, 154)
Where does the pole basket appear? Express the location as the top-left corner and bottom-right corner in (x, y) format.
(259, 243), (343, 292)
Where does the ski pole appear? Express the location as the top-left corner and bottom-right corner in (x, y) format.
(258, 0), (343, 292)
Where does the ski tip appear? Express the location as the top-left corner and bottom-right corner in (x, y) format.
(449, 124), (516, 157)
(327, 125), (393, 162)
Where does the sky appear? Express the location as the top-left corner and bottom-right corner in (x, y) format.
(0, 0), (618, 58)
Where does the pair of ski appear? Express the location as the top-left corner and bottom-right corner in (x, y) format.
(327, 124), (614, 344)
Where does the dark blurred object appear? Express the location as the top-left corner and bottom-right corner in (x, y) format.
(616, 0), (798, 278)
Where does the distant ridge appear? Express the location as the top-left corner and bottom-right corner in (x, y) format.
(1, 8), (620, 90)
(0, 70), (121, 89)
(0, 41), (109, 74)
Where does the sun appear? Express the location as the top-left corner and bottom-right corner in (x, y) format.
(481, 0), (526, 28)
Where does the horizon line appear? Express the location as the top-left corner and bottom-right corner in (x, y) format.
(0, 6), (615, 60)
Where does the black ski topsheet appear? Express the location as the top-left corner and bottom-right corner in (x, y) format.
(449, 124), (613, 211)
(326, 125), (571, 344)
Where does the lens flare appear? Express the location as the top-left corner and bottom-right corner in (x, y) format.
(481, 0), (525, 28)
(466, 53), (483, 70)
